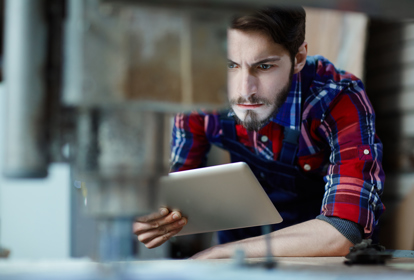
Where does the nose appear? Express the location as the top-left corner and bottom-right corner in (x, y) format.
(237, 70), (258, 99)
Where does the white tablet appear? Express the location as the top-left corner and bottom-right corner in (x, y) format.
(157, 162), (283, 236)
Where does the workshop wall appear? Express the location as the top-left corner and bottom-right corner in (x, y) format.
(365, 19), (414, 250)
(305, 7), (368, 80)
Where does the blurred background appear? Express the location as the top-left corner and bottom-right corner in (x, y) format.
(0, 0), (413, 262)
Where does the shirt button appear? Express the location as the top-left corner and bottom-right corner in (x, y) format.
(364, 149), (370, 155)
(261, 135), (268, 142)
(304, 164), (311, 171)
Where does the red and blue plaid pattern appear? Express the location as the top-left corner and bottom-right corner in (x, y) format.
(170, 56), (385, 238)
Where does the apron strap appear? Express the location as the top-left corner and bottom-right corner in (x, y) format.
(220, 111), (301, 166)
(279, 127), (300, 165)
(219, 111), (237, 141)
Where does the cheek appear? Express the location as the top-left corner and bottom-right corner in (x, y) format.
(227, 74), (238, 99)
(261, 73), (290, 96)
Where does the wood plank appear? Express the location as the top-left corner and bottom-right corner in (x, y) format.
(368, 22), (414, 49)
(377, 113), (414, 136)
(366, 65), (414, 91)
(372, 89), (414, 114)
(382, 173), (414, 198)
(366, 41), (414, 70)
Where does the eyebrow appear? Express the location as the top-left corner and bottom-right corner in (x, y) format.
(228, 59), (238, 65)
(252, 57), (281, 66)
(227, 56), (282, 66)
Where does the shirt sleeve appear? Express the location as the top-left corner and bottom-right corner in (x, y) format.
(316, 214), (363, 245)
(170, 112), (211, 172)
(318, 80), (385, 238)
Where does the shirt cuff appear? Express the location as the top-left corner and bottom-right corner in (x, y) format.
(316, 214), (363, 245)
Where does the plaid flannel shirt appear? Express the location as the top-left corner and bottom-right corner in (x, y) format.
(170, 55), (385, 238)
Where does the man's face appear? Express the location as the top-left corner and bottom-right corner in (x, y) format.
(227, 29), (294, 131)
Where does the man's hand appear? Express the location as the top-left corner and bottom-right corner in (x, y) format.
(133, 207), (187, 249)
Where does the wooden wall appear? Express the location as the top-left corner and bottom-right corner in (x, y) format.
(305, 7), (368, 80)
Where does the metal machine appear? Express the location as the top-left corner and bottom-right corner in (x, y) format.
(3, 0), (231, 261)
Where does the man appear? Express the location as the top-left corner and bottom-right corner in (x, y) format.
(133, 7), (385, 259)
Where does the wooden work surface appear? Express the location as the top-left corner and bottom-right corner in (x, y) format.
(135, 256), (414, 276)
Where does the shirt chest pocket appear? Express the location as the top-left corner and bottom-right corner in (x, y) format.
(297, 149), (329, 174)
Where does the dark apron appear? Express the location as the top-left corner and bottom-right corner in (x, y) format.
(217, 113), (326, 244)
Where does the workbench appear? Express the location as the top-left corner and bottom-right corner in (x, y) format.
(1, 257), (413, 279)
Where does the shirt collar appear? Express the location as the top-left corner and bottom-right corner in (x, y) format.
(272, 72), (302, 131)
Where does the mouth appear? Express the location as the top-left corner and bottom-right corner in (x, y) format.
(236, 103), (264, 109)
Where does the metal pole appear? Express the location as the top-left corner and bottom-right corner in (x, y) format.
(3, 0), (48, 178)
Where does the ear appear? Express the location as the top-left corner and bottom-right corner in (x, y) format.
(293, 42), (308, 74)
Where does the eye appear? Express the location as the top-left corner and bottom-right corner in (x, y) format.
(228, 63), (238, 69)
(258, 64), (273, 70)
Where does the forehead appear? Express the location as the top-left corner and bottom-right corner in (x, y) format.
(227, 29), (289, 61)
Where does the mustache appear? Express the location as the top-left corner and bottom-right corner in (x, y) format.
(229, 95), (272, 106)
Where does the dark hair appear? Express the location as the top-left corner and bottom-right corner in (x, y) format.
(231, 7), (306, 60)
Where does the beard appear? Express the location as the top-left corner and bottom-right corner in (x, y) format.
(229, 71), (293, 132)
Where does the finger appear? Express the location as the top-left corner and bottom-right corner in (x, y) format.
(133, 211), (183, 234)
(135, 208), (169, 223)
(144, 228), (183, 249)
(137, 217), (187, 243)
(160, 211), (182, 225)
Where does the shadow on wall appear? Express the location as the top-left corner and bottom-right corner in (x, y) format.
(365, 19), (414, 250)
